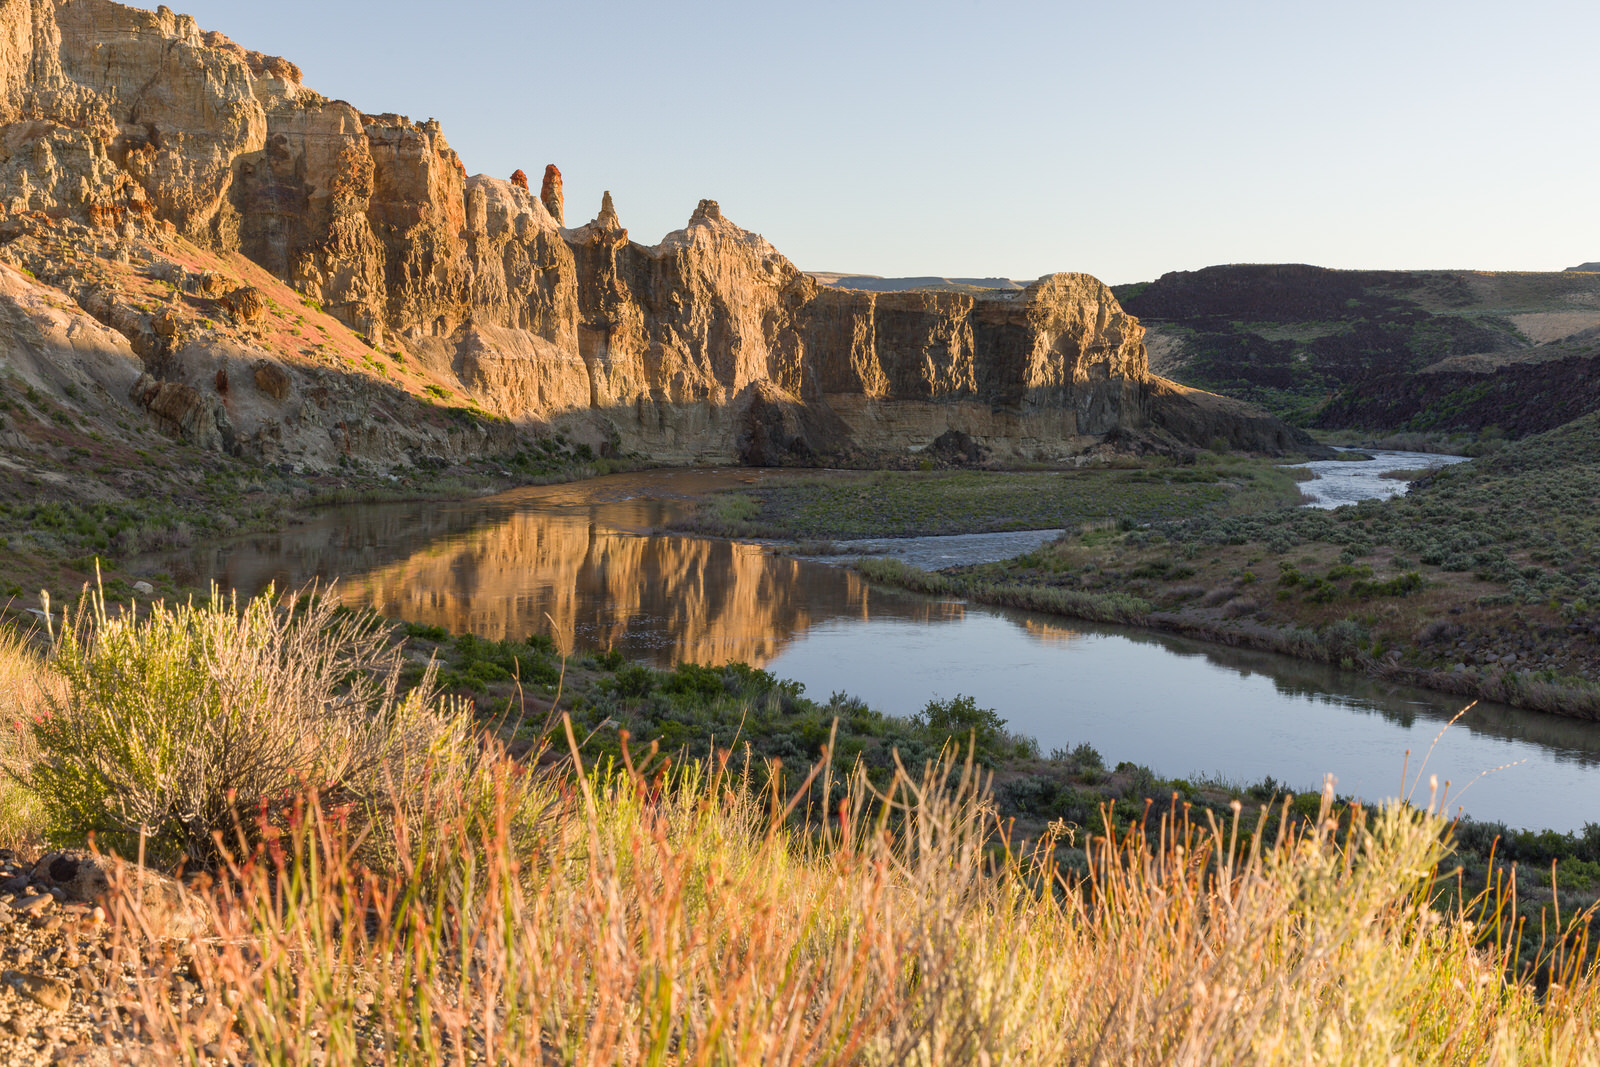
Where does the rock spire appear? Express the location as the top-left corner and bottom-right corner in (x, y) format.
(540, 164), (563, 225)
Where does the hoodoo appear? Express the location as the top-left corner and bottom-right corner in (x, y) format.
(541, 164), (564, 226)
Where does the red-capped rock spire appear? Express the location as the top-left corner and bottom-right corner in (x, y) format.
(540, 164), (563, 225)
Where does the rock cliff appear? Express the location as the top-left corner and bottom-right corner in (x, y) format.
(0, 0), (1307, 469)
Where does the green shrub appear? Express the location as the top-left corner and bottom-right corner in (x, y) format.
(403, 621), (449, 642)
(1070, 742), (1105, 770)
(1546, 857), (1600, 891)
(21, 587), (469, 866)
(913, 694), (1006, 760)
(1349, 572), (1424, 598)
(612, 664), (654, 698)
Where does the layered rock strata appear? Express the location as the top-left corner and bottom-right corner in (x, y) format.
(0, 0), (1307, 467)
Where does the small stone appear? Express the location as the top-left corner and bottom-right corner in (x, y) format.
(132, 581), (154, 595)
(16, 894), (53, 915)
(3, 971), (72, 1012)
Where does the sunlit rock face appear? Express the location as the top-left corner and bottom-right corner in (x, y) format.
(0, 0), (1308, 465)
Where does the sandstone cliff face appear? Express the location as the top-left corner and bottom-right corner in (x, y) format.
(0, 0), (1304, 467)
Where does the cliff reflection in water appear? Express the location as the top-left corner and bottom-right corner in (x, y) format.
(150, 473), (950, 667)
(339, 513), (921, 666)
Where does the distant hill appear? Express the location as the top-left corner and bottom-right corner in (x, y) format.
(808, 273), (1029, 295)
(1114, 264), (1600, 436)
(1566, 262), (1600, 273)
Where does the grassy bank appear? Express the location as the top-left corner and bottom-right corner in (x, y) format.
(834, 414), (1600, 720)
(3, 589), (1600, 1061)
(671, 457), (1312, 541)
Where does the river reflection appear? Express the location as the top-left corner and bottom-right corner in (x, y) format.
(142, 468), (1600, 830)
(149, 470), (951, 666)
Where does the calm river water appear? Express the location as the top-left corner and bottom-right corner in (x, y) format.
(141, 462), (1600, 831)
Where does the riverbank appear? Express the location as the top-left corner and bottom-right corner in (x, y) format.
(878, 413), (1600, 720)
(667, 420), (1600, 720)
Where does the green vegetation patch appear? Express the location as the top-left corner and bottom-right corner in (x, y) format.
(675, 459), (1306, 541)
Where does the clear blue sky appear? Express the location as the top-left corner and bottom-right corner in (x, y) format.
(177, 0), (1600, 284)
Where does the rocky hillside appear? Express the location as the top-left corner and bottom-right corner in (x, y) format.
(1118, 264), (1600, 435)
(0, 0), (1307, 478)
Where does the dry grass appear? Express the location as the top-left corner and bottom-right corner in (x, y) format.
(68, 746), (1600, 1065)
(0, 617), (55, 850)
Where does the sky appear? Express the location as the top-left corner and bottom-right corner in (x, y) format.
(176, 0), (1600, 285)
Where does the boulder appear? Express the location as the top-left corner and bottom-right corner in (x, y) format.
(252, 360), (292, 400)
(928, 428), (989, 465)
(221, 286), (265, 324)
(130, 372), (233, 450)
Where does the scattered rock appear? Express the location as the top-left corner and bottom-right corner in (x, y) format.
(15, 895), (53, 915)
(220, 286), (265, 324)
(131, 581), (153, 595)
(3, 971), (72, 1012)
(252, 360), (292, 400)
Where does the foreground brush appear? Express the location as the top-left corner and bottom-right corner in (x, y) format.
(0, 588), (1597, 1064)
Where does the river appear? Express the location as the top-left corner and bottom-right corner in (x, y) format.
(137, 459), (1600, 831)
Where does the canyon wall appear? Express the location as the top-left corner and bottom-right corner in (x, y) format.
(0, 0), (1308, 468)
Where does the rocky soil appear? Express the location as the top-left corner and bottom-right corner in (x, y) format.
(0, 848), (212, 1066)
